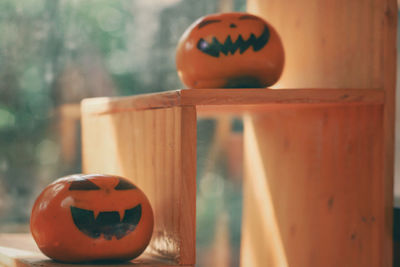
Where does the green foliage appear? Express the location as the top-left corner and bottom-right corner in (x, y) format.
(0, 1), (245, 264)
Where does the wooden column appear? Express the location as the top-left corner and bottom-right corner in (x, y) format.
(81, 105), (197, 265)
(243, 0), (397, 266)
(242, 104), (384, 266)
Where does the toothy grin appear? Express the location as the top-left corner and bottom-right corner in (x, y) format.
(70, 204), (142, 240)
(196, 26), (270, 57)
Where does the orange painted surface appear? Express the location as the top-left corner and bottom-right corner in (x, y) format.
(176, 12), (284, 88)
(30, 174), (154, 263)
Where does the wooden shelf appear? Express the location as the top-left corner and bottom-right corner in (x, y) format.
(79, 87), (388, 266)
(81, 88), (384, 116)
(0, 234), (189, 267)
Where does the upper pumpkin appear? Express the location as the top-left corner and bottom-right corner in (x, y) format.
(176, 12), (284, 89)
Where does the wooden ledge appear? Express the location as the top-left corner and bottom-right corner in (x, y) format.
(81, 88), (385, 116)
(0, 234), (191, 267)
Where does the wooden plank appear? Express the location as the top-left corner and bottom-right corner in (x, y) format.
(0, 234), (193, 267)
(81, 90), (181, 115)
(81, 89), (385, 116)
(196, 102), (379, 118)
(81, 106), (196, 265)
(381, 1), (397, 266)
(180, 88), (384, 106)
(242, 104), (384, 267)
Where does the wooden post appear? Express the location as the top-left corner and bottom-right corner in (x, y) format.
(242, 104), (384, 266)
(243, 0), (397, 266)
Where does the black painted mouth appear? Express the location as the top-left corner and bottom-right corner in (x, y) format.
(197, 26), (270, 58)
(70, 205), (142, 240)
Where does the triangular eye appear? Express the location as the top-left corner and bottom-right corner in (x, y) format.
(69, 179), (100, 191)
(115, 179), (137, 190)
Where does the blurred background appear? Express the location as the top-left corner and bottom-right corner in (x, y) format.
(0, 0), (246, 266)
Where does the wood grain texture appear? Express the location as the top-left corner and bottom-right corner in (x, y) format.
(81, 106), (196, 265)
(245, 0), (396, 266)
(0, 234), (193, 267)
(247, 0), (386, 89)
(81, 89), (384, 116)
(81, 91), (181, 115)
(381, 1), (397, 266)
(242, 104), (384, 267)
(180, 89), (384, 106)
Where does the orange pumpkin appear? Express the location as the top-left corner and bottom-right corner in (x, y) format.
(176, 12), (284, 89)
(30, 174), (154, 263)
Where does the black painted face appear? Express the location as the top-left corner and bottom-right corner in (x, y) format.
(68, 178), (137, 191)
(196, 15), (270, 58)
(68, 178), (141, 240)
(70, 205), (141, 240)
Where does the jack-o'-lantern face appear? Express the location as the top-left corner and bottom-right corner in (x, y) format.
(30, 174), (154, 263)
(68, 177), (141, 240)
(176, 12), (284, 88)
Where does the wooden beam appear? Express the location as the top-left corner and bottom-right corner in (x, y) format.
(81, 89), (384, 116)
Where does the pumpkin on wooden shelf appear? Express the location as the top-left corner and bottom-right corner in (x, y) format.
(176, 12), (284, 89)
(30, 174), (154, 263)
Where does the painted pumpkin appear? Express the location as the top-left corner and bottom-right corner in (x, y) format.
(30, 174), (154, 263)
(176, 12), (284, 89)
